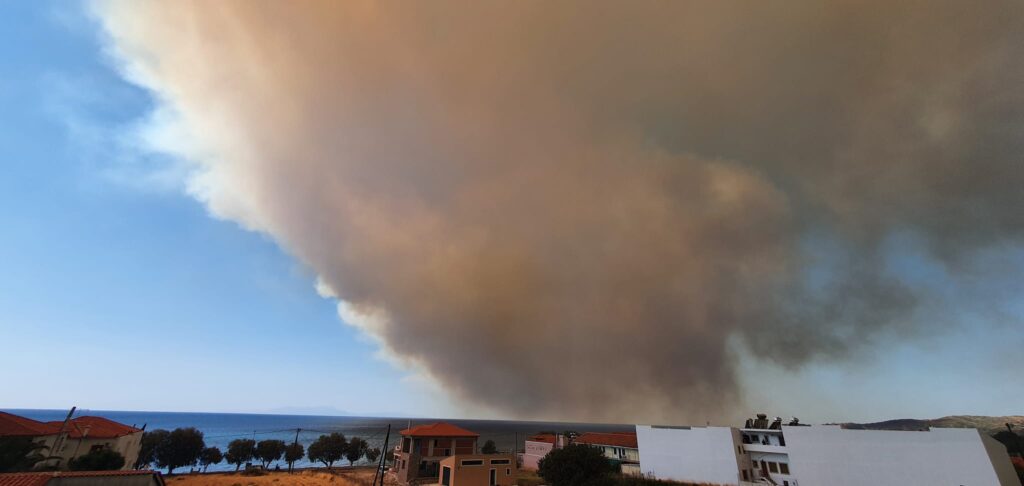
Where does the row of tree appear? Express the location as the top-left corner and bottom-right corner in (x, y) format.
(136, 428), (382, 474)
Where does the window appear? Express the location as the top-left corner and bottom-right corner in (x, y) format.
(753, 462), (759, 468)
(461, 460), (484, 466)
(768, 462), (779, 473)
(742, 470), (749, 481)
(779, 436), (786, 446)
(490, 459), (510, 465)
(783, 482), (789, 486)
(750, 435), (758, 442)
(780, 463), (790, 475)
(737, 446), (743, 454)
(506, 468), (511, 475)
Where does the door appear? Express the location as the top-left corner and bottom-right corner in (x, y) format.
(441, 466), (451, 486)
(489, 468), (496, 486)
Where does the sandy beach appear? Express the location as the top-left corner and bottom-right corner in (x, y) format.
(164, 467), (400, 486)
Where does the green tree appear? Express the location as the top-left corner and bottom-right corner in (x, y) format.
(135, 429), (169, 470)
(284, 442), (305, 473)
(307, 433), (346, 469)
(68, 448), (125, 471)
(365, 447), (381, 463)
(345, 437), (367, 466)
(255, 439), (286, 469)
(538, 444), (616, 486)
(481, 440), (498, 454)
(225, 439), (256, 472)
(154, 427), (205, 475)
(0, 437), (49, 472)
(199, 446), (223, 473)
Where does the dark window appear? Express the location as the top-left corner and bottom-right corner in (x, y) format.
(490, 459), (510, 465)
(783, 482), (789, 486)
(753, 462), (759, 468)
(750, 435), (758, 442)
(506, 468), (511, 476)
(779, 436), (786, 446)
(742, 470), (749, 481)
(768, 462), (779, 473)
(780, 463), (790, 474)
(462, 460), (484, 466)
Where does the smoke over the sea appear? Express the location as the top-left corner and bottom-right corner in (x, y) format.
(93, 1), (1024, 423)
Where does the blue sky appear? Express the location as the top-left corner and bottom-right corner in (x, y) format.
(0, 1), (447, 418)
(1, 1), (1021, 424)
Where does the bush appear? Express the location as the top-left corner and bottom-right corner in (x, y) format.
(538, 444), (616, 486)
(69, 448), (125, 471)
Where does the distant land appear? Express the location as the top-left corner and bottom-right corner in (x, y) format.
(841, 415), (1024, 436)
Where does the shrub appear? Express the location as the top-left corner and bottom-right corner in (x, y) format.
(69, 448), (125, 471)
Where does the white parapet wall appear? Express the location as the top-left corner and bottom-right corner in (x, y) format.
(782, 425), (1020, 486)
(636, 425), (748, 485)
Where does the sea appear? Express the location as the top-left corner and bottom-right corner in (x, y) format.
(3, 409), (630, 473)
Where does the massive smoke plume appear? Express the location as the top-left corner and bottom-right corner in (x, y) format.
(94, 1), (1024, 423)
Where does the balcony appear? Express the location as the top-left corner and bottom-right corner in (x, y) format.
(743, 443), (787, 454)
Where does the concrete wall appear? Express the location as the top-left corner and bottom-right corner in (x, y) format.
(783, 425), (1018, 486)
(521, 440), (552, 471)
(439, 454), (517, 486)
(636, 425), (746, 485)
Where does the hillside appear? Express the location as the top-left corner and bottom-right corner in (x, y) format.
(841, 415), (1024, 436)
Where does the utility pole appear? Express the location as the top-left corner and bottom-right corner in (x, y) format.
(290, 428), (301, 473)
(372, 425), (391, 486)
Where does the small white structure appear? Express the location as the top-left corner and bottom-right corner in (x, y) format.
(781, 425), (1019, 486)
(636, 425), (752, 485)
(636, 417), (1019, 486)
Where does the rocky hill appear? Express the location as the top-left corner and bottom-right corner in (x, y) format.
(841, 415), (1024, 436)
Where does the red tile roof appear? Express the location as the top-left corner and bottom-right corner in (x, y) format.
(575, 432), (638, 448)
(400, 422), (479, 438)
(47, 416), (142, 439)
(0, 474), (50, 486)
(0, 471), (164, 486)
(527, 433), (556, 444)
(0, 412), (140, 439)
(0, 412), (58, 437)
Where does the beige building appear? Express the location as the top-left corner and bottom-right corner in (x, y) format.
(0, 412), (143, 471)
(438, 454), (517, 486)
(393, 423), (479, 484)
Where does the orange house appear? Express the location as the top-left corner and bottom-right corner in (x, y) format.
(394, 423), (479, 484)
(438, 453), (517, 486)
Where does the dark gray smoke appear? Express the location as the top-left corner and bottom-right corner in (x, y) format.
(94, 0), (1024, 422)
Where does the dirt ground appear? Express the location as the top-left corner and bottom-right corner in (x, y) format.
(164, 467), (401, 486)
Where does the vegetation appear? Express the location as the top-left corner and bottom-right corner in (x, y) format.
(481, 440), (498, 454)
(284, 442), (305, 472)
(345, 437), (367, 466)
(368, 448), (385, 464)
(154, 427), (206, 474)
(538, 444), (617, 486)
(68, 448), (125, 471)
(135, 429), (170, 469)
(0, 437), (48, 472)
(225, 439), (256, 471)
(307, 433), (347, 469)
(255, 439), (286, 469)
(199, 446), (223, 472)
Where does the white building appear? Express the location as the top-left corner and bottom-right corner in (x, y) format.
(575, 432), (641, 476)
(636, 415), (1019, 486)
(636, 425), (752, 485)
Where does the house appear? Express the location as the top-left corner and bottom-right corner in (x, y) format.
(520, 434), (569, 471)
(393, 422), (479, 484)
(437, 453), (517, 486)
(574, 432), (641, 476)
(636, 414), (1020, 486)
(0, 470), (164, 486)
(0, 412), (143, 471)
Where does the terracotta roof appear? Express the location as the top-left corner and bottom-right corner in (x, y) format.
(0, 471), (164, 486)
(46, 416), (142, 439)
(0, 412), (59, 437)
(575, 432), (637, 448)
(0, 474), (50, 486)
(400, 422), (479, 438)
(527, 434), (556, 444)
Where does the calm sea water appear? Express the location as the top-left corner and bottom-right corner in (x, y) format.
(4, 409), (630, 472)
